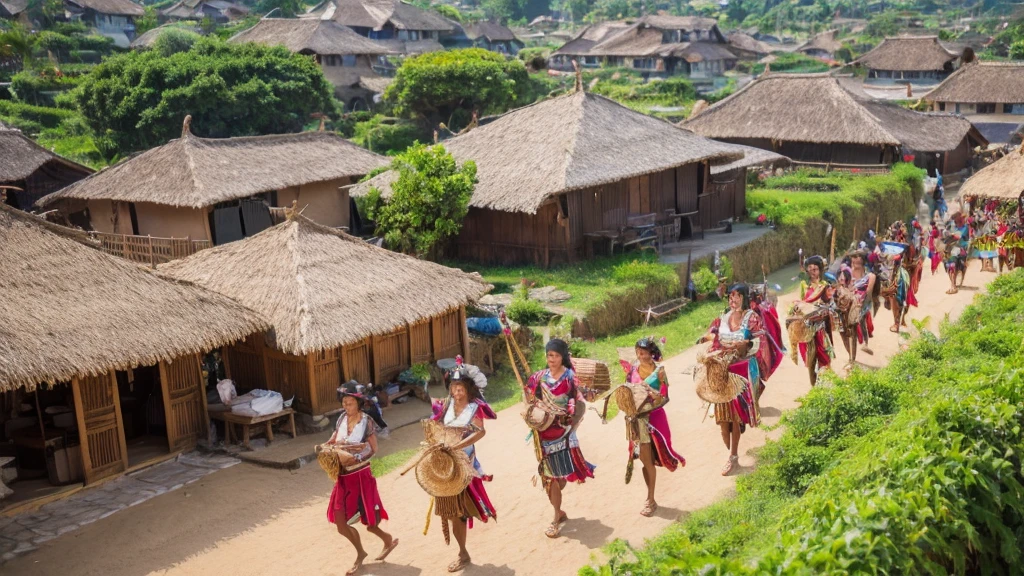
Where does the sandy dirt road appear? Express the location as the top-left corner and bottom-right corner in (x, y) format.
(6, 261), (991, 576)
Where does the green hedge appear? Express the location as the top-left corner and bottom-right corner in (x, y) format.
(581, 271), (1024, 575)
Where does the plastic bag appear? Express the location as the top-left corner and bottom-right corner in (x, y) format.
(250, 391), (283, 415)
(216, 379), (237, 405)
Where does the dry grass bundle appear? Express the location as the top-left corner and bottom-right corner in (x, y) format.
(693, 345), (744, 404)
(314, 442), (367, 481)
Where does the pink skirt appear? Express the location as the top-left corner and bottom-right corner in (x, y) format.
(326, 466), (388, 527)
(464, 476), (497, 529)
(630, 407), (685, 471)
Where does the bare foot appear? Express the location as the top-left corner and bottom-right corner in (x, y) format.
(375, 537), (399, 561)
(640, 501), (657, 517)
(347, 551), (368, 576)
(721, 455), (738, 476)
(861, 346), (873, 355)
(448, 553), (471, 572)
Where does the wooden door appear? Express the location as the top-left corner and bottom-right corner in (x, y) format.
(72, 372), (128, 484)
(159, 355), (209, 453)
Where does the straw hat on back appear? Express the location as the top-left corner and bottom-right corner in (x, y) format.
(693, 345), (744, 404)
(415, 444), (475, 498)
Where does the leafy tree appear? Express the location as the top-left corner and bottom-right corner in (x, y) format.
(0, 24), (34, 70)
(362, 143), (476, 257)
(153, 28), (202, 56)
(384, 48), (531, 130)
(135, 6), (159, 36)
(433, 4), (463, 21)
(67, 38), (336, 156)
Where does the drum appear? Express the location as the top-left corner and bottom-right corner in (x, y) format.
(613, 383), (667, 419)
(315, 442), (367, 481)
(786, 301), (829, 344)
(521, 390), (568, 432)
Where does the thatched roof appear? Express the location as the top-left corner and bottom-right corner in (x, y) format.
(129, 23), (199, 49)
(159, 212), (490, 356)
(359, 75), (392, 93)
(37, 122), (388, 209)
(796, 29), (841, 54)
(925, 62), (1024, 104)
(674, 41), (736, 62)
(0, 129), (93, 184)
(161, 0), (247, 19)
(959, 148), (1024, 200)
(228, 18), (394, 55)
(683, 73), (982, 152)
(351, 90), (742, 214)
(551, 21), (630, 56)
(375, 37), (443, 54)
(0, 203), (267, 393)
(584, 16), (727, 58)
(462, 21), (519, 42)
(728, 32), (775, 56)
(65, 0), (144, 16)
(854, 36), (957, 72)
(0, 0), (27, 16)
(708, 142), (790, 174)
(307, 0), (453, 32)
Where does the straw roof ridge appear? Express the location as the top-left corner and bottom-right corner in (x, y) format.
(159, 212), (491, 356)
(924, 61), (1024, 104)
(37, 127), (388, 209)
(66, 0), (144, 16)
(462, 21), (518, 42)
(0, 0), (27, 15)
(551, 21), (630, 56)
(0, 203), (268, 392)
(0, 129), (94, 183)
(959, 148), (1024, 200)
(854, 36), (957, 72)
(228, 18), (394, 55)
(707, 141), (790, 174)
(797, 29), (841, 53)
(352, 90), (742, 213)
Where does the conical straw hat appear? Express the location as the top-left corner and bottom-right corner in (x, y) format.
(415, 445), (475, 498)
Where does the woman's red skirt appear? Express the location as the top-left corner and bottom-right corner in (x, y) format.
(326, 466), (388, 527)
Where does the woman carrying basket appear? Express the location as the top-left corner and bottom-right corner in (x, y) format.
(698, 284), (769, 476)
(620, 337), (685, 517)
(428, 358), (497, 572)
(527, 338), (596, 539)
(797, 255), (835, 386)
(325, 382), (399, 575)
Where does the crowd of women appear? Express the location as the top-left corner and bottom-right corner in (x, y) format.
(315, 184), (1017, 575)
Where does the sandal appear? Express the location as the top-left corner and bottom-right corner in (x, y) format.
(375, 537), (399, 561)
(545, 512), (568, 538)
(890, 325), (900, 333)
(640, 501), (657, 517)
(721, 455), (738, 476)
(448, 555), (471, 573)
(346, 554), (366, 576)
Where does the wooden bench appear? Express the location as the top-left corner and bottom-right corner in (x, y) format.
(671, 211), (702, 240)
(209, 408), (297, 450)
(619, 213), (658, 253)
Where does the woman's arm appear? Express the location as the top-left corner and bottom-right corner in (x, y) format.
(452, 416), (486, 451)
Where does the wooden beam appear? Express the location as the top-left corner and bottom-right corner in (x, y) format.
(70, 376), (92, 484)
(305, 353), (317, 415)
(458, 306), (470, 362)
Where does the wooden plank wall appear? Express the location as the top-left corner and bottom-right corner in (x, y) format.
(675, 163), (700, 214)
(159, 355), (208, 452)
(455, 204), (569, 265)
(372, 326), (411, 386)
(72, 372), (128, 484)
(312, 348), (343, 415)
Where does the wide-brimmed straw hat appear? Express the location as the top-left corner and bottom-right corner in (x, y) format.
(693, 346), (744, 404)
(415, 445), (475, 498)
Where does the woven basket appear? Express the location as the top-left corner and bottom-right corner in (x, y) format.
(693, 347), (744, 404)
(573, 358), (611, 393)
(422, 419), (473, 447)
(315, 443), (366, 481)
(613, 383), (666, 418)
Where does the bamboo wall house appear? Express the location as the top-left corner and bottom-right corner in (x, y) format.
(351, 88), (742, 266)
(707, 144), (790, 227)
(683, 73), (987, 174)
(159, 212), (490, 417)
(925, 62), (1024, 117)
(854, 36), (959, 83)
(304, 0), (453, 55)
(1, 126), (93, 211)
(36, 118), (387, 263)
(228, 19), (395, 110)
(0, 203), (266, 489)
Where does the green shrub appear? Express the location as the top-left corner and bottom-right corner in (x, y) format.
(718, 255), (733, 283)
(350, 116), (428, 155)
(692, 266), (718, 295)
(611, 258), (679, 288)
(518, 47), (548, 70)
(9, 70), (84, 106)
(152, 28), (202, 57)
(0, 100), (78, 132)
(506, 296), (550, 325)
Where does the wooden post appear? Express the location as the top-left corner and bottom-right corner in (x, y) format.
(458, 306), (471, 363)
(70, 376), (91, 482)
(305, 353), (317, 415)
(876, 215), (880, 235)
(829, 225), (837, 263)
(147, 235), (155, 268)
(159, 360), (175, 452)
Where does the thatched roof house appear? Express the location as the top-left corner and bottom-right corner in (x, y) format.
(352, 89), (742, 265)
(683, 73), (986, 174)
(958, 148), (1024, 201)
(550, 20), (630, 69)
(129, 23), (198, 50)
(0, 0), (28, 20)
(0, 202), (266, 482)
(160, 0), (248, 23)
(229, 19), (394, 108)
(305, 0), (452, 54)
(37, 120), (388, 250)
(64, 0), (145, 47)
(160, 211), (490, 415)
(727, 31), (776, 59)
(550, 16), (735, 78)
(855, 36), (958, 82)
(796, 29), (842, 60)
(443, 21), (523, 55)
(925, 62), (1024, 117)
(1, 127), (93, 211)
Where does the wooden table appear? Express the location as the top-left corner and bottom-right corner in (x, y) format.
(209, 408), (297, 450)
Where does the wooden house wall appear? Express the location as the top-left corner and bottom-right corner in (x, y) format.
(454, 203), (568, 266)
(158, 354), (209, 453)
(942, 138), (971, 174)
(223, 307), (468, 416)
(707, 167), (747, 227)
(719, 137), (889, 166)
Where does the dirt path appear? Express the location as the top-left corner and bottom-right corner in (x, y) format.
(6, 261), (991, 576)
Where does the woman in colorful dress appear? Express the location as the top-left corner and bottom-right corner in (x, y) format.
(798, 255), (834, 387)
(848, 250), (876, 358)
(326, 382), (399, 576)
(620, 337), (685, 517)
(699, 284), (770, 476)
(430, 359), (497, 572)
(527, 338), (596, 538)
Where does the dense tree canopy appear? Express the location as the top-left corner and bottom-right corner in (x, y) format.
(66, 39), (335, 155)
(383, 48), (531, 131)
(362, 144), (476, 258)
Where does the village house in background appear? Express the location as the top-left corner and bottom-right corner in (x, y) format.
(726, 31), (778, 60)
(708, 144), (790, 221)
(159, 0), (248, 24)
(0, 0), (29, 23)
(925, 61), (1024, 117)
(229, 19), (395, 110)
(35, 118), (387, 262)
(442, 20), (523, 55)
(0, 203), (266, 494)
(795, 29), (842, 61)
(63, 0), (144, 48)
(2, 126), (93, 211)
(304, 0), (453, 55)
(352, 88), (743, 266)
(159, 211), (489, 418)
(683, 73), (987, 176)
(550, 16), (737, 80)
(854, 36), (959, 84)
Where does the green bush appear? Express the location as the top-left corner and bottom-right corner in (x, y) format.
(581, 270), (1024, 576)
(611, 258), (679, 288)
(152, 28), (202, 56)
(506, 295), (550, 325)
(718, 255), (733, 283)
(0, 100), (79, 132)
(9, 70), (84, 105)
(350, 116), (428, 155)
(691, 266), (718, 295)
(518, 47), (548, 69)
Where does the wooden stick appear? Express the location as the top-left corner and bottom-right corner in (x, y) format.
(829, 225), (837, 263)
